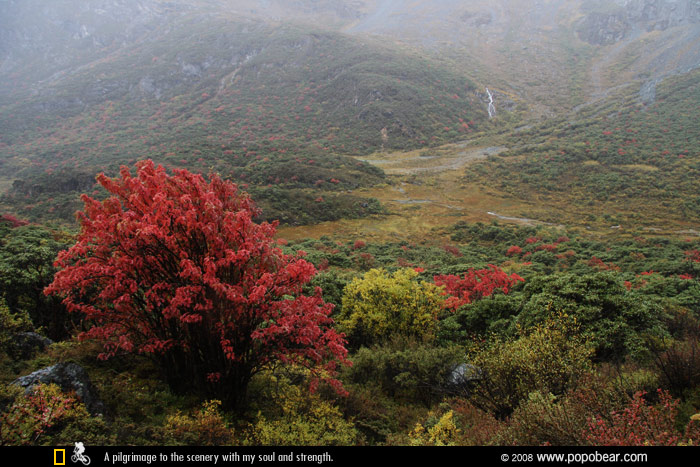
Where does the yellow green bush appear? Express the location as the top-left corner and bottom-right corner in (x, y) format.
(245, 383), (359, 446)
(339, 268), (445, 347)
(161, 400), (235, 446)
(466, 316), (594, 418)
(408, 410), (460, 446)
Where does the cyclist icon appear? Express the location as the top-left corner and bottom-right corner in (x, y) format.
(71, 442), (91, 465)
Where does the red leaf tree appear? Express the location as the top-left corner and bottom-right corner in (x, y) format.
(45, 160), (349, 409)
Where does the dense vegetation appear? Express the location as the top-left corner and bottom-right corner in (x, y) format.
(2, 181), (700, 445)
(2, 1), (700, 448)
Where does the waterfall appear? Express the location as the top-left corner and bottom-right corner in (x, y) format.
(486, 87), (496, 119)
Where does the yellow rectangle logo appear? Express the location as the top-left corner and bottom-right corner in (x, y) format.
(54, 449), (66, 465)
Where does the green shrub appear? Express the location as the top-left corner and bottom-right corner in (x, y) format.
(346, 337), (464, 405)
(495, 374), (627, 446)
(465, 316), (594, 419)
(0, 299), (33, 360)
(518, 272), (668, 362)
(244, 384), (359, 446)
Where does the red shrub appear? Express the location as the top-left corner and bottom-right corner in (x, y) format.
(584, 390), (700, 446)
(442, 244), (463, 257)
(0, 214), (29, 228)
(685, 250), (700, 263)
(434, 265), (524, 310)
(506, 245), (522, 257)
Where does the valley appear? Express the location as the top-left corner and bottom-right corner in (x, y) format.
(278, 141), (551, 242)
(1, 0), (700, 450)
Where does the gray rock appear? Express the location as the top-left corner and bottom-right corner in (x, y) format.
(448, 363), (482, 387)
(577, 0), (700, 45)
(577, 11), (629, 45)
(12, 362), (105, 416)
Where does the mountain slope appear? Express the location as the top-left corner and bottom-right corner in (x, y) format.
(462, 67), (700, 230)
(2, 0), (700, 229)
(0, 1), (491, 224)
(336, 0), (700, 113)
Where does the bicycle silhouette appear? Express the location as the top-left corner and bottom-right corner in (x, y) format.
(72, 442), (91, 465)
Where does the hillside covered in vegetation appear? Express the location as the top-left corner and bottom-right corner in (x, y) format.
(2, 0), (700, 450)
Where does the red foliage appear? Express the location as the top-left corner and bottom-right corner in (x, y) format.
(685, 250), (700, 263)
(0, 213), (29, 228)
(434, 265), (524, 310)
(506, 245), (523, 257)
(442, 244), (463, 257)
(587, 256), (620, 271)
(44, 160), (349, 408)
(555, 250), (576, 260)
(0, 384), (76, 445)
(584, 390), (700, 446)
(317, 258), (330, 271)
(354, 252), (375, 270)
(352, 240), (366, 250)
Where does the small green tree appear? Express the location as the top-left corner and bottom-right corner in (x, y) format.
(466, 316), (594, 419)
(518, 272), (668, 362)
(0, 225), (71, 340)
(0, 298), (33, 359)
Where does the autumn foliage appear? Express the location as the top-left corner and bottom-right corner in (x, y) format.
(584, 390), (700, 446)
(685, 249), (700, 263)
(434, 265), (524, 310)
(0, 214), (29, 228)
(339, 268), (445, 347)
(45, 160), (349, 409)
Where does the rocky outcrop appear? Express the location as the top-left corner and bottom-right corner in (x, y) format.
(577, 10), (630, 45)
(12, 363), (105, 416)
(447, 363), (482, 388)
(460, 11), (493, 27)
(577, 0), (700, 45)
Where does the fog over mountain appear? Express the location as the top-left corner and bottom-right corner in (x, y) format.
(1, 0), (699, 224)
(2, 1), (700, 110)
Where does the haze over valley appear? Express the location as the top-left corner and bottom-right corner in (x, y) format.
(2, 0), (700, 449)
